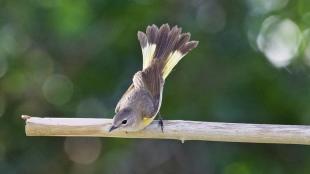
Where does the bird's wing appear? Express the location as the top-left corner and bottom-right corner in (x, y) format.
(116, 63), (164, 116)
(115, 84), (134, 113)
(133, 65), (164, 117)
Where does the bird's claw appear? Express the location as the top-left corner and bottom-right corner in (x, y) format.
(158, 114), (164, 133)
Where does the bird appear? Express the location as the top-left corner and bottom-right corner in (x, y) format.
(109, 24), (198, 132)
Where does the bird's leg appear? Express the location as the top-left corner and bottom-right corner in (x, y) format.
(158, 113), (164, 133)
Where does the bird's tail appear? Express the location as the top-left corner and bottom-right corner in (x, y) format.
(137, 24), (198, 79)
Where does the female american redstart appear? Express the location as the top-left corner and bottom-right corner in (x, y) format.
(109, 24), (198, 132)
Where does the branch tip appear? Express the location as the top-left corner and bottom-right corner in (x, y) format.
(21, 115), (31, 120)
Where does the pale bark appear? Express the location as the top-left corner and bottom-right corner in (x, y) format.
(22, 115), (310, 145)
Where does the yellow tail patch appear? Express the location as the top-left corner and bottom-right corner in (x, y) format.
(142, 44), (156, 70)
(162, 51), (184, 79)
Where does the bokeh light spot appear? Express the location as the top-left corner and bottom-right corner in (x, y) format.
(42, 74), (74, 106)
(64, 138), (101, 165)
(25, 49), (54, 84)
(246, 0), (289, 15)
(245, 16), (264, 51)
(0, 26), (17, 55)
(257, 16), (301, 68)
(0, 55), (8, 78)
(196, 0), (226, 33)
(302, 29), (310, 66)
(76, 98), (108, 117)
(305, 45), (310, 62)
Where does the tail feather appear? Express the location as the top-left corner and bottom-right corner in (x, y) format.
(138, 24), (198, 79)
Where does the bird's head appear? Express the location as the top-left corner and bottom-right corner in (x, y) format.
(109, 108), (140, 132)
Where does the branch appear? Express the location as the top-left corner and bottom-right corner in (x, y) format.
(21, 115), (310, 145)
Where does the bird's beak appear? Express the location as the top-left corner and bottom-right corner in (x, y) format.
(109, 125), (118, 132)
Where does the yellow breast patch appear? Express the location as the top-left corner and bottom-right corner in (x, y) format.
(142, 116), (155, 127)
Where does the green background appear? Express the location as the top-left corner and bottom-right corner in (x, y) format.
(1, 0), (310, 173)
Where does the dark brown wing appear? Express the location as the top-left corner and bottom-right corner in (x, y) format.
(141, 62), (163, 98)
(141, 62), (164, 115)
(116, 62), (164, 117)
(131, 70), (163, 117)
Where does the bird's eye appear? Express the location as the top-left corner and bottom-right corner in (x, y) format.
(122, 120), (127, 124)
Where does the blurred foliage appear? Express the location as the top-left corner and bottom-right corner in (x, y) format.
(0, 0), (310, 173)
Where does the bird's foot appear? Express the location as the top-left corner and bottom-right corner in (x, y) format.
(158, 114), (164, 133)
